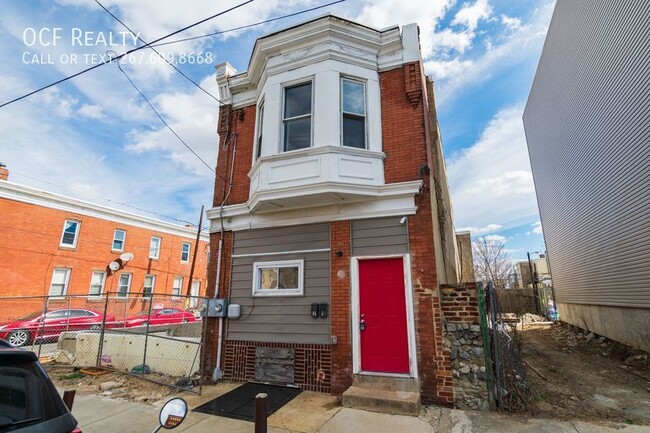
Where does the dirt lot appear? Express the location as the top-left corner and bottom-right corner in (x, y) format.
(48, 367), (179, 403)
(520, 323), (650, 427)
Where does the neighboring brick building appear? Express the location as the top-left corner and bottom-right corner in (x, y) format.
(0, 168), (209, 318)
(204, 16), (460, 408)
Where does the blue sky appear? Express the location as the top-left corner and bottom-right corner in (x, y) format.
(0, 0), (554, 261)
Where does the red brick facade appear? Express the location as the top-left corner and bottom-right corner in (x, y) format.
(440, 283), (480, 325)
(0, 196), (208, 319)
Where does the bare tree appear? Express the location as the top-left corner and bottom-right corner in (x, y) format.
(473, 237), (514, 289)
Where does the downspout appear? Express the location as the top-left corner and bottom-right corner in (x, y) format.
(213, 115), (238, 381)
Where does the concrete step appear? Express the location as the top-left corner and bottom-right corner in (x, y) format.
(352, 374), (419, 393)
(342, 385), (421, 416)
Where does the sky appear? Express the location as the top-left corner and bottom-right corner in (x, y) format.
(0, 0), (555, 262)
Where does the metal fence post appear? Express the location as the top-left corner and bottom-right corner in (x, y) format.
(487, 282), (504, 408)
(36, 296), (49, 357)
(141, 293), (154, 377)
(477, 283), (496, 410)
(96, 291), (110, 368)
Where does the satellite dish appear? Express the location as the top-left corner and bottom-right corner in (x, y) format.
(108, 261), (121, 271)
(120, 252), (134, 262)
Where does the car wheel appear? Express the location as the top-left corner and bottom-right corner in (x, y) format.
(7, 329), (30, 347)
(89, 324), (101, 331)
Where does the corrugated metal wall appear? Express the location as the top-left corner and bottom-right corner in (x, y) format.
(523, 0), (650, 308)
(228, 223), (331, 344)
(351, 217), (409, 256)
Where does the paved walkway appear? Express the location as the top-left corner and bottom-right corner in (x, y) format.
(69, 384), (650, 433)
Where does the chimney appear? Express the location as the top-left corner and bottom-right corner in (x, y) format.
(0, 162), (8, 181)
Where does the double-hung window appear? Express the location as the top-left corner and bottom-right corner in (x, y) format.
(49, 268), (71, 297)
(283, 82), (312, 151)
(117, 273), (131, 298)
(172, 276), (183, 298)
(256, 102), (264, 159)
(60, 220), (80, 247)
(181, 242), (191, 263)
(252, 260), (304, 297)
(341, 78), (366, 149)
(112, 229), (126, 251)
(143, 275), (156, 298)
(89, 271), (106, 297)
(149, 237), (161, 259)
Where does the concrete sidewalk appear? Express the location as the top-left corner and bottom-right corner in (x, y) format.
(69, 384), (650, 433)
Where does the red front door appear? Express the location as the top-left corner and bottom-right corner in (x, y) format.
(359, 257), (409, 374)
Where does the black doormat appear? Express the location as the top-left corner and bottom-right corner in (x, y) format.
(193, 382), (302, 422)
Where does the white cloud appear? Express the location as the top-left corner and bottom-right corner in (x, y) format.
(501, 14), (523, 31)
(77, 104), (107, 120)
(457, 223), (502, 234)
(354, 0), (455, 59)
(483, 234), (506, 243)
(429, 29), (474, 53)
(447, 104), (539, 230)
(451, 0), (492, 31)
(531, 221), (543, 234)
(424, 58), (473, 81)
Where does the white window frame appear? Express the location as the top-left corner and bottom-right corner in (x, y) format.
(181, 242), (191, 263)
(60, 220), (80, 248)
(252, 259), (304, 297)
(149, 236), (161, 259)
(255, 100), (265, 160)
(281, 80), (314, 152)
(172, 276), (183, 299)
(88, 271), (106, 297)
(341, 77), (367, 149)
(117, 273), (132, 298)
(143, 274), (156, 298)
(49, 268), (71, 297)
(112, 229), (126, 252)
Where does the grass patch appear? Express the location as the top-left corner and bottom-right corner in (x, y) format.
(59, 372), (85, 380)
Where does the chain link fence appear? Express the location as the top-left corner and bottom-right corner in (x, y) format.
(0, 292), (206, 394)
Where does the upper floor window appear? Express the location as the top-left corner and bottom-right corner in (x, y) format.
(49, 268), (71, 297)
(60, 220), (80, 247)
(256, 101), (264, 159)
(181, 242), (191, 263)
(149, 236), (161, 259)
(117, 273), (131, 298)
(341, 78), (366, 149)
(283, 82), (312, 152)
(89, 271), (106, 297)
(112, 229), (126, 251)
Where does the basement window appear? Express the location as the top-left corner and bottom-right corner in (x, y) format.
(252, 260), (304, 297)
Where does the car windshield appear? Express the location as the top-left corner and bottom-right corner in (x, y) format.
(136, 310), (161, 316)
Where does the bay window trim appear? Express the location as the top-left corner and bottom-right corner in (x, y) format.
(281, 80), (314, 153)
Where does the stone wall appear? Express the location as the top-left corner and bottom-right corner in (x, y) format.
(440, 284), (489, 410)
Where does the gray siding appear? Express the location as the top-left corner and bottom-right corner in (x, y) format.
(351, 217), (409, 256)
(523, 1), (650, 307)
(227, 223), (331, 344)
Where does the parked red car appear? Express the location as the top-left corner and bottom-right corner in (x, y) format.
(0, 309), (114, 347)
(123, 308), (196, 327)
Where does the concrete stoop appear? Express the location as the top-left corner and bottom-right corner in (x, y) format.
(342, 375), (421, 416)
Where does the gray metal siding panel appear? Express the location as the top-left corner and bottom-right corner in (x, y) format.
(351, 217), (409, 256)
(523, 0), (650, 308)
(228, 225), (331, 344)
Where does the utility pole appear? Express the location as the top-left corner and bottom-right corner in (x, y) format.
(186, 205), (204, 297)
(527, 251), (540, 314)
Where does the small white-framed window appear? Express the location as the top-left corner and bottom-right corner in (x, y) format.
(89, 271), (106, 297)
(172, 276), (183, 298)
(117, 273), (131, 298)
(143, 274), (156, 298)
(149, 236), (161, 259)
(341, 78), (366, 149)
(60, 220), (80, 247)
(49, 268), (71, 297)
(252, 260), (304, 297)
(283, 81), (313, 152)
(112, 229), (126, 251)
(256, 101), (265, 159)
(181, 242), (191, 263)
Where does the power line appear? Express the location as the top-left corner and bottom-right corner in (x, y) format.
(116, 63), (216, 175)
(0, 0), (254, 109)
(152, 0), (346, 48)
(93, 0), (224, 105)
